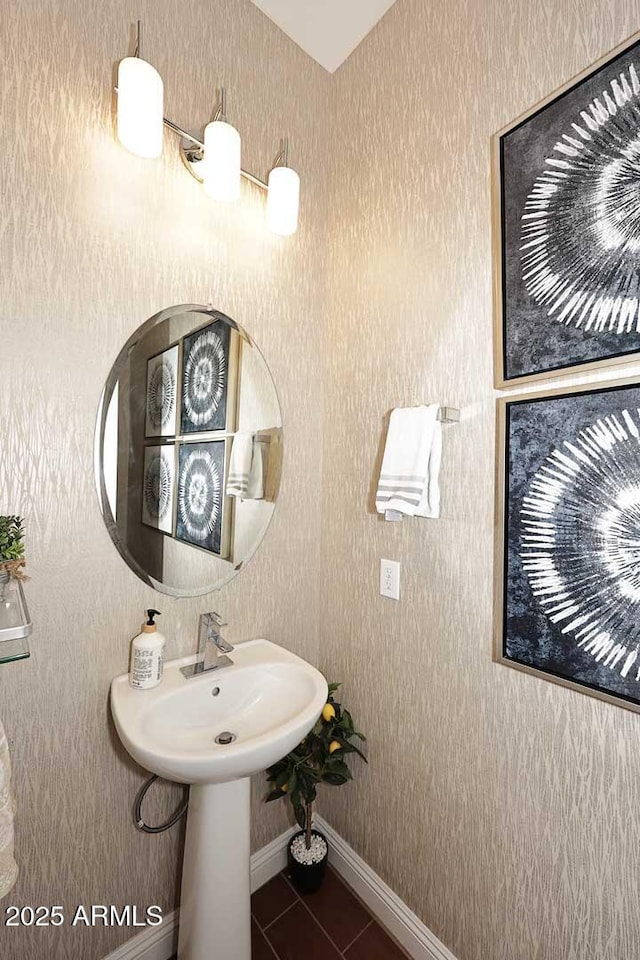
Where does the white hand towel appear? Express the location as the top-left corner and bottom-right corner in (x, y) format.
(375, 404), (442, 519)
(245, 441), (264, 500)
(0, 720), (17, 899)
(227, 433), (264, 500)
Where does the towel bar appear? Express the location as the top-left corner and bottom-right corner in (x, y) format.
(437, 407), (460, 424)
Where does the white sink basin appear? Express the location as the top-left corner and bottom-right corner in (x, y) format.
(110, 638), (328, 785)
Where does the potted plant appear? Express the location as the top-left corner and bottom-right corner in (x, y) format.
(0, 516), (26, 599)
(265, 682), (366, 894)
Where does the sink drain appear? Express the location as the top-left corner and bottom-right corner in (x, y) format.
(215, 731), (237, 745)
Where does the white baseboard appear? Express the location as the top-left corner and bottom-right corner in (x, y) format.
(315, 815), (457, 960)
(250, 824), (297, 893)
(104, 819), (456, 960)
(102, 911), (178, 960)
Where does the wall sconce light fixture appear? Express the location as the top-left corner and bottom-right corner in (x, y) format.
(116, 22), (164, 160)
(266, 141), (300, 238)
(202, 90), (241, 203)
(115, 22), (300, 235)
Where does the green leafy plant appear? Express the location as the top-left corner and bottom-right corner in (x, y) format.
(265, 683), (367, 850)
(0, 516), (25, 567)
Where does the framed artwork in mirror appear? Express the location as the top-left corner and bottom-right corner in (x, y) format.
(141, 445), (176, 535)
(493, 31), (640, 387)
(181, 320), (236, 434)
(176, 440), (228, 556)
(494, 376), (640, 714)
(145, 345), (179, 438)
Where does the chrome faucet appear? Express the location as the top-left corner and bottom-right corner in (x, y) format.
(200, 612), (234, 670)
(180, 611), (234, 678)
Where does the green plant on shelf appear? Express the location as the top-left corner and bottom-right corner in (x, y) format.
(0, 516), (26, 578)
(264, 682), (367, 850)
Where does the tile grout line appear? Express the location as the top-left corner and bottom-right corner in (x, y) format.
(280, 869), (300, 899)
(293, 883), (355, 958)
(254, 866), (407, 960)
(262, 898), (299, 933)
(262, 918), (286, 960)
(256, 924), (281, 960)
(277, 868), (410, 960)
(278, 867), (377, 958)
(341, 917), (374, 956)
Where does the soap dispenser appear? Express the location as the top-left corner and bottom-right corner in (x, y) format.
(129, 609), (165, 690)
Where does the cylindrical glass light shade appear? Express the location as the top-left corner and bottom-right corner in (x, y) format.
(203, 120), (241, 202)
(266, 166), (300, 236)
(117, 57), (164, 159)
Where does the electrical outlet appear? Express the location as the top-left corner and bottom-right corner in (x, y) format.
(380, 559), (400, 600)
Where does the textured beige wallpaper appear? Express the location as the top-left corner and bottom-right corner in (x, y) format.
(319, 2), (640, 960)
(5, 0), (640, 958)
(0, 1), (330, 957)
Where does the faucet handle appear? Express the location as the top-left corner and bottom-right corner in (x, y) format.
(203, 611), (227, 629)
(202, 611), (233, 655)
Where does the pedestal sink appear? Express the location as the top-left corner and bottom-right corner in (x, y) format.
(110, 639), (327, 960)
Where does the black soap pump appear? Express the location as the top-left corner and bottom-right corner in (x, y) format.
(129, 609), (165, 690)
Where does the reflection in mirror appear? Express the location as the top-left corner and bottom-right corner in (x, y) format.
(95, 305), (282, 597)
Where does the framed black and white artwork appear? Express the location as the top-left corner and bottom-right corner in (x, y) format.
(494, 376), (640, 714)
(180, 320), (232, 434)
(493, 32), (640, 387)
(141, 445), (176, 534)
(145, 345), (179, 438)
(176, 440), (227, 555)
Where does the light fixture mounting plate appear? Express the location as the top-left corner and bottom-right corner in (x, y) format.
(179, 137), (205, 183)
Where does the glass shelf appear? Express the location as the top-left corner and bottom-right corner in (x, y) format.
(0, 579), (32, 664)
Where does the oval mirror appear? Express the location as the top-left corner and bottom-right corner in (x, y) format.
(94, 304), (282, 597)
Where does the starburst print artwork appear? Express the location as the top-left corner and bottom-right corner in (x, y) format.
(497, 35), (640, 383)
(141, 446), (175, 534)
(181, 321), (230, 433)
(521, 71), (640, 335)
(521, 411), (640, 679)
(175, 441), (225, 555)
(145, 345), (179, 437)
(497, 380), (640, 712)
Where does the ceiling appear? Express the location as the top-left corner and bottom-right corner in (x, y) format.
(249, 0), (399, 74)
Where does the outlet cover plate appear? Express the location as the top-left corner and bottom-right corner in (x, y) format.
(380, 559), (400, 600)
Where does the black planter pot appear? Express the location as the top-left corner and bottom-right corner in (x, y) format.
(287, 829), (329, 894)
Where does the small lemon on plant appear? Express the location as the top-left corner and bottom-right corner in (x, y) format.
(322, 703), (336, 722)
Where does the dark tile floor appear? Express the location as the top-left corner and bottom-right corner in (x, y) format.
(251, 867), (409, 960)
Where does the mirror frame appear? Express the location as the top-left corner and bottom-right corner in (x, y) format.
(94, 303), (283, 597)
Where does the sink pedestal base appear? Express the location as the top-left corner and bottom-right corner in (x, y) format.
(177, 778), (251, 960)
